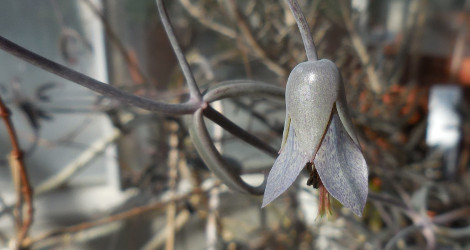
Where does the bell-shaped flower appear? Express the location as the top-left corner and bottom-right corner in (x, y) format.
(262, 59), (368, 216)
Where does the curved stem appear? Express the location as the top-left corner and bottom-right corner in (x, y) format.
(0, 36), (200, 115)
(156, 0), (203, 100)
(203, 80), (285, 104)
(286, 0), (318, 61)
(188, 108), (266, 195)
(203, 106), (278, 157)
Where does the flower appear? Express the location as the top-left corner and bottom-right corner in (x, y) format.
(262, 59), (368, 216)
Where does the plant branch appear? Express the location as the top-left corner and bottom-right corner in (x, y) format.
(0, 35), (200, 114)
(178, 0), (237, 39)
(188, 108), (267, 194)
(0, 95), (33, 247)
(203, 80), (285, 103)
(26, 185), (215, 248)
(227, 0), (288, 76)
(34, 127), (121, 196)
(82, 0), (154, 86)
(156, 0), (203, 100)
(203, 106), (278, 157)
(340, 2), (382, 93)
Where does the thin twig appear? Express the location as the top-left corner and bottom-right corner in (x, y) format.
(432, 206), (470, 225)
(26, 184), (216, 248)
(82, 0), (154, 86)
(165, 121), (179, 250)
(227, 0), (287, 76)
(450, 0), (470, 82)
(142, 210), (191, 250)
(178, 0), (237, 39)
(384, 224), (423, 250)
(34, 127), (122, 196)
(0, 95), (33, 247)
(340, 2), (382, 93)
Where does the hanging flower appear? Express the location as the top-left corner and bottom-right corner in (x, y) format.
(262, 59), (368, 216)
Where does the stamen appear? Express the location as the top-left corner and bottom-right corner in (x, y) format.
(318, 181), (331, 217)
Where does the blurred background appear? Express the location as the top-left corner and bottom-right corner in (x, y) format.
(0, 0), (470, 249)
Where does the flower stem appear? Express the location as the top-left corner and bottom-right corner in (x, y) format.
(286, 0), (318, 61)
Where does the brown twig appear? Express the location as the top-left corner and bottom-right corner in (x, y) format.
(82, 0), (154, 87)
(165, 121), (179, 250)
(450, 0), (470, 82)
(0, 95), (34, 247)
(227, 0), (288, 77)
(340, 2), (382, 93)
(25, 184), (216, 248)
(178, 0), (237, 39)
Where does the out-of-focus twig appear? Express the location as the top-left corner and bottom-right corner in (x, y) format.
(384, 224), (423, 250)
(165, 121), (179, 250)
(340, 2), (382, 93)
(178, 0), (237, 39)
(26, 183), (217, 248)
(0, 95), (33, 247)
(227, 0), (287, 77)
(207, 101), (223, 250)
(34, 127), (122, 196)
(432, 206), (470, 225)
(142, 210), (191, 250)
(82, 0), (154, 86)
(450, 0), (470, 82)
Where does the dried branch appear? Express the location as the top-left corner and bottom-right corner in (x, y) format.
(142, 210), (191, 250)
(26, 184), (217, 248)
(82, 0), (154, 86)
(0, 95), (33, 247)
(165, 121), (179, 250)
(34, 127), (122, 196)
(178, 0), (237, 39)
(340, 2), (382, 93)
(227, 0), (288, 76)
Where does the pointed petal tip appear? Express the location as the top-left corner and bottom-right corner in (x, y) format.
(314, 113), (369, 218)
(351, 206), (364, 217)
(349, 193), (367, 217)
(261, 124), (309, 210)
(261, 198), (270, 208)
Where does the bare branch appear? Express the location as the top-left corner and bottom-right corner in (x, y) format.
(0, 95), (33, 247)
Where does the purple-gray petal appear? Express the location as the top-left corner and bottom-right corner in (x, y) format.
(336, 80), (360, 146)
(286, 59), (340, 159)
(314, 113), (368, 216)
(262, 125), (309, 207)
